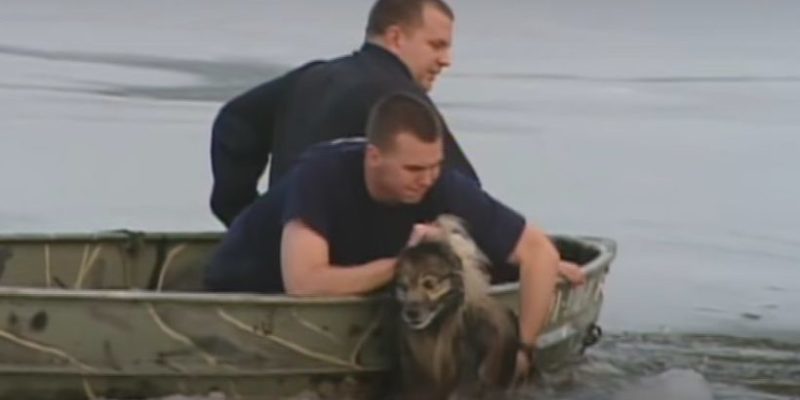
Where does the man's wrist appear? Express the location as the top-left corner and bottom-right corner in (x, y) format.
(518, 341), (537, 363)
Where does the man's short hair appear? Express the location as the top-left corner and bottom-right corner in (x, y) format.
(366, 0), (454, 37)
(366, 92), (443, 150)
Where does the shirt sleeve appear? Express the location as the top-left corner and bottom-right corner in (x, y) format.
(439, 171), (526, 266)
(280, 158), (335, 239)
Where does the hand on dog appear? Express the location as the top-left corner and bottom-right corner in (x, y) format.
(406, 223), (443, 247)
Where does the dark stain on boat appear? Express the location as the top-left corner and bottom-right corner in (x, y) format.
(348, 324), (364, 337)
(30, 311), (48, 332)
(194, 336), (242, 354)
(0, 247), (12, 280)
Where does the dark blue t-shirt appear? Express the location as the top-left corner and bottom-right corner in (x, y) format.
(204, 140), (526, 294)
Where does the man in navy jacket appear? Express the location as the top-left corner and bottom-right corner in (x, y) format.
(210, 0), (478, 227)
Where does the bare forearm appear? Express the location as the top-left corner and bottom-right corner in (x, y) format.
(285, 258), (396, 296)
(517, 235), (559, 345)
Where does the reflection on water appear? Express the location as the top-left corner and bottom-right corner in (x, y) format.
(0, 44), (287, 102)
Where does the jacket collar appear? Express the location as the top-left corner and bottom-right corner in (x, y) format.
(359, 42), (414, 80)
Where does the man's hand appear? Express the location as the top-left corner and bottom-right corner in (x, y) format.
(406, 223), (443, 246)
(558, 261), (587, 286)
(512, 348), (534, 387)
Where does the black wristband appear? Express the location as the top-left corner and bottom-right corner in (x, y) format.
(519, 341), (537, 362)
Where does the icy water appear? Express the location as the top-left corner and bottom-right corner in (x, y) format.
(1, 0), (799, 399)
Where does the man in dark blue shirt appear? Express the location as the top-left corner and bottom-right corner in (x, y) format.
(205, 92), (561, 378)
(205, 138), (519, 294)
(210, 0), (478, 227)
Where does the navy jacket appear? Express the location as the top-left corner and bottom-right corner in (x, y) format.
(210, 43), (479, 226)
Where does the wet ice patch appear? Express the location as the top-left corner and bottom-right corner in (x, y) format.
(612, 369), (713, 400)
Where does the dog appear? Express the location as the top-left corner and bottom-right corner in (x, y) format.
(393, 215), (519, 400)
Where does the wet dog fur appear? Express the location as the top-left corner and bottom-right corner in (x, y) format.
(393, 215), (519, 400)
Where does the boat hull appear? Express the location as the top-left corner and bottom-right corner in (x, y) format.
(0, 232), (615, 399)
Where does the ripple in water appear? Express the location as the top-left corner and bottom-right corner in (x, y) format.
(527, 332), (800, 400)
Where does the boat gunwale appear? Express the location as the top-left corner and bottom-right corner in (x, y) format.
(0, 234), (615, 305)
(0, 231), (224, 242)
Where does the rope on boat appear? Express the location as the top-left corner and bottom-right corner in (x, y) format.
(349, 306), (384, 365)
(155, 243), (187, 291)
(82, 378), (98, 400)
(74, 244), (103, 289)
(216, 308), (361, 370)
(75, 244), (90, 287)
(290, 309), (342, 345)
(227, 380), (244, 400)
(0, 329), (97, 372)
(44, 244), (51, 288)
(550, 290), (564, 323)
(147, 304), (219, 367)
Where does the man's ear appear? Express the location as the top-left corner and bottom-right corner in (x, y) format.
(365, 144), (382, 166)
(383, 25), (404, 50)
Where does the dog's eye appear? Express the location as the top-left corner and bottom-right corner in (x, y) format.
(421, 277), (438, 291)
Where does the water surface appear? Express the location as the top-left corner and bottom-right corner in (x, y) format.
(1, 1), (799, 398)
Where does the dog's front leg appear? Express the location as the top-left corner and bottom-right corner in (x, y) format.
(398, 344), (448, 400)
(450, 336), (483, 399)
(475, 310), (519, 389)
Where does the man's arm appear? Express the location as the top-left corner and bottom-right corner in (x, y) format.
(508, 224), (560, 348)
(280, 220), (396, 296)
(210, 99), (272, 226)
(210, 62), (321, 226)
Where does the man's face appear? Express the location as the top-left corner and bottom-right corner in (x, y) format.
(394, 4), (453, 91)
(367, 132), (444, 204)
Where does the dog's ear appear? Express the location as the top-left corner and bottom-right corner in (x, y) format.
(439, 243), (464, 272)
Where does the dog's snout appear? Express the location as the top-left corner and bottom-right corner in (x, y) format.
(403, 308), (420, 321)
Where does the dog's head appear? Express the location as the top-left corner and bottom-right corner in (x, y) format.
(430, 214), (470, 238)
(394, 240), (465, 330)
